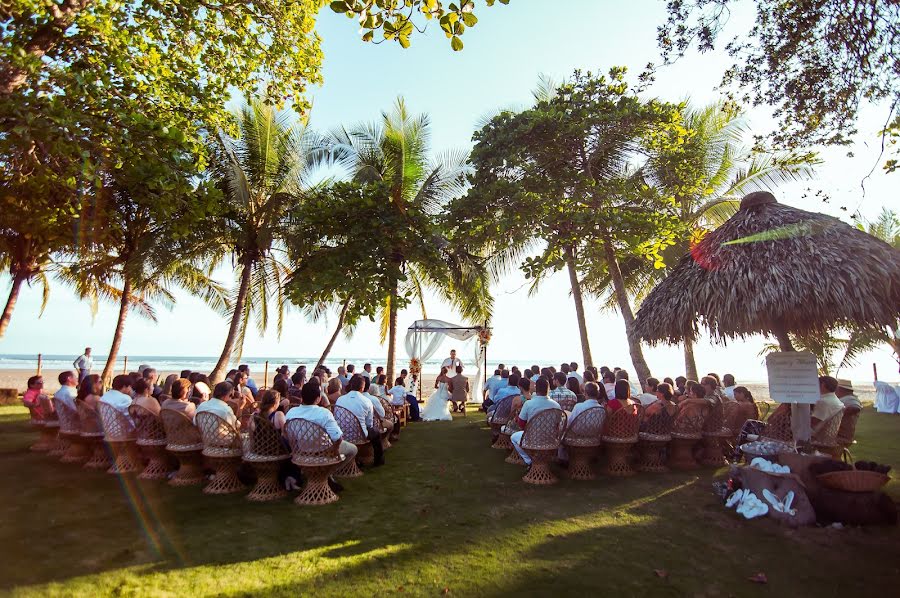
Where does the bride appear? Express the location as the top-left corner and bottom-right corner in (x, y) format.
(420, 366), (453, 421)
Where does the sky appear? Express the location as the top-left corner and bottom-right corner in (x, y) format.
(1, 0), (897, 382)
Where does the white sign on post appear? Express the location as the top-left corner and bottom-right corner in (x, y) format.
(765, 351), (820, 404)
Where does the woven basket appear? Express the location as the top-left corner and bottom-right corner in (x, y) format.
(740, 440), (795, 462)
(817, 470), (890, 493)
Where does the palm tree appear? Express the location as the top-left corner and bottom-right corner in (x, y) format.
(206, 100), (319, 383)
(326, 98), (492, 382)
(593, 100), (818, 380)
(0, 239), (51, 338)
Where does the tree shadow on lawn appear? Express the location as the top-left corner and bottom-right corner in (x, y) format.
(3, 411), (898, 595)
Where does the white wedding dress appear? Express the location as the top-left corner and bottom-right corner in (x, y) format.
(421, 381), (452, 421)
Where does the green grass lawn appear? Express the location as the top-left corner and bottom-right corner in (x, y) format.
(1, 404), (898, 597)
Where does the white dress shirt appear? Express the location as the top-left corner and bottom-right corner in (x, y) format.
(335, 390), (374, 432)
(441, 357), (462, 370)
(568, 398), (601, 427)
(722, 385), (736, 400)
(54, 385), (77, 411)
(73, 354), (93, 371)
(388, 385), (408, 406)
(567, 371), (584, 385)
(194, 397), (239, 428)
(99, 389), (135, 426)
(518, 395), (561, 422)
(637, 393), (658, 407)
(364, 392), (386, 418)
(286, 404), (343, 442)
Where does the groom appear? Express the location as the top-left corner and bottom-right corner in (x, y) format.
(448, 365), (469, 414)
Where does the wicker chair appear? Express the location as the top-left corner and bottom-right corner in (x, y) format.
(285, 419), (345, 505)
(555, 395), (577, 412)
(835, 406), (861, 459)
(502, 417), (524, 464)
(637, 404), (675, 473)
(760, 405), (793, 444)
(333, 405), (370, 476)
(243, 414), (291, 501)
(160, 408), (205, 486)
(700, 400), (734, 467)
(379, 397), (400, 442)
(602, 404), (641, 476)
(25, 400), (57, 452)
(520, 408), (567, 485)
(562, 406), (606, 480)
(129, 404), (170, 480)
(39, 396), (66, 456)
(77, 402), (111, 469)
(54, 398), (88, 463)
(375, 400), (394, 448)
(669, 400), (708, 470)
(488, 396), (514, 450)
(811, 409), (844, 458)
(195, 411), (246, 495)
(98, 402), (140, 474)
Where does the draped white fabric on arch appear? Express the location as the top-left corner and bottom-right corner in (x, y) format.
(405, 319), (484, 402)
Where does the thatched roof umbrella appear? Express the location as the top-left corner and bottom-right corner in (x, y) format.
(633, 191), (900, 439)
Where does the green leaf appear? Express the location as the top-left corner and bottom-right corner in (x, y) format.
(451, 35), (464, 51)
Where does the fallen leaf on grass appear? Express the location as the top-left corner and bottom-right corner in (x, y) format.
(748, 573), (768, 584)
(441, 588), (451, 594)
(654, 570), (668, 579)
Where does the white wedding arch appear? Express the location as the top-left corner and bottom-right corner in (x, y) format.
(404, 319), (489, 402)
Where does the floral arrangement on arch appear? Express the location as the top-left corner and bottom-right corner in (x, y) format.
(409, 358), (422, 375)
(477, 328), (492, 345)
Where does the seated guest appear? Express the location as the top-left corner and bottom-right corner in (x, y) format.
(238, 364), (258, 398)
(637, 377), (660, 407)
(583, 369), (596, 384)
(132, 378), (161, 416)
(510, 377), (562, 466)
(663, 376), (675, 387)
(813, 375), (844, 427)
(192, 380), (211, 403)
(179, 369), (192, 380)
(361, 376), (386, 420)
(370, 374), (388, 399)
(291, 370), (305, 388)
(549, 371), (577, 407)
(142, 368), (162, 398)
(483, 368), (504, 408)
(53, 371), (78, 412)
(733, 386), (760, 419)
(76, 375), (103, 410)
(674, 376), (687, 397)
(195, 381), (240, 429)
(565, 376), (584, 402)
(835, 379), (862, 410)
(393, 375), (421, 421)
(100, 374), (136, 428)
(722, 373), (736, 400)
(286, 382), (359, 485)
(509, 375), (532, 420)
(335, 375), (383, 466)
(607, 379), (634, 412)
(493, 372), (522, 406)
(642, 382), (676, 426)
(602, 370), (616, 399)
(162, 378), (196, 417)
(326, 377), (343, 406)
(252, 389), (286, 434)
(568, 382), (603, 426)
(701, 375), (732, 404)
(567, 362), (584, 385)
(616, 369), (642, 397)
(22, 375), (48, 419)
(161, 374), (178, 397)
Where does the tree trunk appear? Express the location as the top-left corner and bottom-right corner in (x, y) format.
(209, 261), (253, 384)
(683, 336), (699, 381)
(0, 272), (25, 339)
(385, 288), (399, 385)
(603, 238), (651, 384)
(317, 298), (351, 368)
(0, 0), (93, 96)
(101, 278), (131, 386)
(565, 246), (593, 369)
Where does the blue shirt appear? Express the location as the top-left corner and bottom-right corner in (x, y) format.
(245, 378), (259, 397)
(493, 385), (520, 404)
(485, 376), (504, 401)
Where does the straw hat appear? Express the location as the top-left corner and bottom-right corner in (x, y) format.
(836, 379), (854, 392)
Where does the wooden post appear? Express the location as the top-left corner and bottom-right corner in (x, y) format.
(36, 353), (42, 375)
(873, 363), (878, 382)
(264, 360), (269, 390)
(123, 355), (128, 374)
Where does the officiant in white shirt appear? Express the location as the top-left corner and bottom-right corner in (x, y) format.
(441, 349), (462, 371)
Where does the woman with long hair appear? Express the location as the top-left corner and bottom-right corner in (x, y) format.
(76, 374), (102, 409)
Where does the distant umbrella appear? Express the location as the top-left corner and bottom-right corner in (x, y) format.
(632, 191), (900, 351)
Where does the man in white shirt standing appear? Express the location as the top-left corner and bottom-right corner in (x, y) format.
(73, 347), (93, 383)
(510, 377), (561, 466)
(286, 382), (358, 463)
(99, 375), (135, 429)
(53, 370), (78, 411)
(195, 381), (240, 429)
(335, 375), (383, 466)
(567, 362), (584, 386)
(441, 349), (462, 371)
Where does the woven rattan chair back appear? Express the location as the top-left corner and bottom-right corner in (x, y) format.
(39, 396), (58, 421)
(640, 404), (675, 438)
(333, 405), (367, 443)
(556, 395), (577, 412)
(521, 408), (566, 451)
(604, 404), (641, 441)
(76, 402), (104, 436)
(249, 414), (290, 457)
(763, 407), (793, 442)
(672, 400), (708, 438)
(702, 399), (725, 433)
(129, 404), (167, 444)
(54, 398), (80, 434)
(836, 407), (860, 445)
(160, 408), (202, 447)
(811, 409), (843, 446)
(195, 411), (243, 455)
(490, 395), (513, 425)
(378, 398), (396, 422)
(722, 401), (744, 434)
(563, 406), (606, 446)
(284, 418), (343, 466)
(98, 402), (135, 442)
